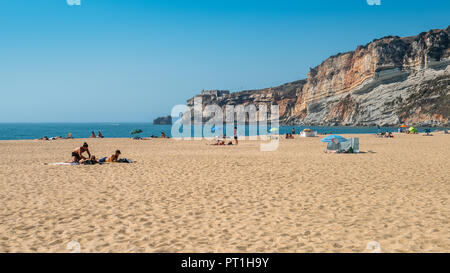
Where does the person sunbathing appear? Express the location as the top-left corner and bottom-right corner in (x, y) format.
(285, 133), (294, 139)
(80, 155), (98, 165)
(211, 140), (225, 146)
(71, 143), (91, 163)
(106, 150), (121, 162)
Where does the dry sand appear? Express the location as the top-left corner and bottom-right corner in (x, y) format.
(0, 133), (449, 253)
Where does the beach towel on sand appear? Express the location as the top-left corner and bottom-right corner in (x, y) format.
(46, 158), (133, 165)
(46, 162), (79, 166)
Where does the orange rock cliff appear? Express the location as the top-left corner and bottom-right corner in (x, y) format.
(187, 26), (449, 126)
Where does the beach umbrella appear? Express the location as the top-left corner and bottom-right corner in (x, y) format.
(320, 134), (347, 143)
(131, 129), (143, 135)
(400, 124), (408, 128)
(409, 127), (417, 133)
(424, 129), (431, 133)
(269, 128), (279, 133)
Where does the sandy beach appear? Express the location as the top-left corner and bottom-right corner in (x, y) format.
(0, 133), (449, 253)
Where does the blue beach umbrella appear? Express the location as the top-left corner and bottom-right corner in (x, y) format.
(211, 126), (222, 133)
(320, 135), (348, 143)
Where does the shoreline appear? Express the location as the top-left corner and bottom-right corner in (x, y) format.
(0, 128), (448, 142)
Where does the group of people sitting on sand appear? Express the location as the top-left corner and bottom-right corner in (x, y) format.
(71, 142), (125, 164)
(285, 133), (295, 139)
(38, 133), (73, 140)
(376, 132), (394, 138)
(210, 127), (239, 146)
(90, 131), (104, 138)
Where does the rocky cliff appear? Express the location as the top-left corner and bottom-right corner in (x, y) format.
(153, 115), (172, 125)
(186, 26), (450, 126)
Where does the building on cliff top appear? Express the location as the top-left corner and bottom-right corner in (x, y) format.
(200, 90), (230, 97)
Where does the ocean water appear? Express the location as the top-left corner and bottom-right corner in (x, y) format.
(0, 123), (445, 140)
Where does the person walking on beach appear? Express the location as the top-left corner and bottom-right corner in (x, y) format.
(292, 128), (296, 135)
(234, 127), (238, 145)
(71, 142), (91, 163)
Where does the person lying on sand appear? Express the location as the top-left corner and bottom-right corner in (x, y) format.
(210, 139), (233, 146)
(106, 150), (121, 162)
(71, 142), (91, 163)
(38, 136), (49, 140)
(211, 140), (226, 146)
(80, 155), (98, 165)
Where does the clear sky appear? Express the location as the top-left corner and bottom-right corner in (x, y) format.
(0, 0), (449, 122)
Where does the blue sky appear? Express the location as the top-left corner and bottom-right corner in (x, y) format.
(0, 0), (449, 122)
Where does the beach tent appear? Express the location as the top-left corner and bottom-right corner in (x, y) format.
(340, 138), (360, 153)
(409, 127), (418, 133)
(326, 138), (342, 152)
(320, 135), (347, 143)
(300, 128), (317, 137)
(325, 137), (359, 153)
